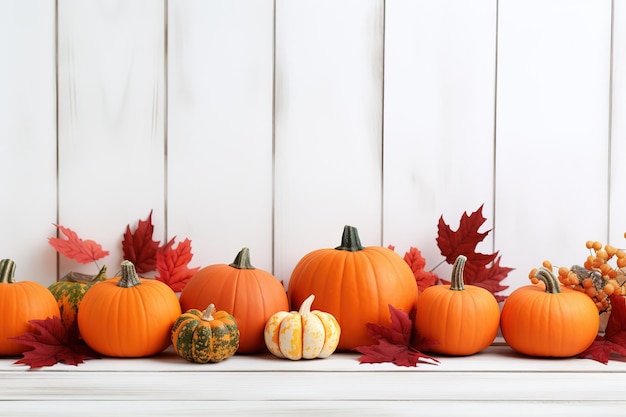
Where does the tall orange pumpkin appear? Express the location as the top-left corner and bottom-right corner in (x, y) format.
(77, 260), (182, 357)
(179, 247), (289, 354)
(500, 266), (599, 357)
(0, 259), (61, 356)
(414, 255), (500, 355)
(287, 225), (418, 351)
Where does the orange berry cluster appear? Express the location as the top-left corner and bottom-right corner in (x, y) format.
(528, 237), (626, 314)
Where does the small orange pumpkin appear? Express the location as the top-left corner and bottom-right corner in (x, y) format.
(179, 247), (289, 354)
(414, 255), (500, 355)
(500, 266), (599, 357)
(77, 260), (182, 357)
(0, 259), (61, 356)
(287, 225), (418, 351)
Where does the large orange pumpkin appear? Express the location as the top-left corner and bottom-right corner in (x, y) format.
(287, 225), (418, 351)
(500, 266), (599, 357)
(179, 247), (289, 354)
(414, 255), (500, 355)
(77, 260), (182, 357)
(0, 259), (61, 356)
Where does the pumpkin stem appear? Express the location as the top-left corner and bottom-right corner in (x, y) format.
(229, 247), (256, 270)
(298, 294), (315, 315)
(201, 304), (216, 321)
(118, 260), (142, 288)
(61, 265), (108, 283)
(335, 225), (364, 252)
(0, 259), (16, 284)
(534, 267), (562, 294)
(450, 255), (467, 291)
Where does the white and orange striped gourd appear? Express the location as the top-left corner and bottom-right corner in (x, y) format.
(264, 294), (340, 360)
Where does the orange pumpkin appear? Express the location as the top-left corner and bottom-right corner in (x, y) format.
(179, 247), (289, 354)
(77, 260), (182, 357)
(414, 255), (500, 355)
(500, 266), (599, 357)
(287, 225), (418, 351)
(0, 259), (61, 356)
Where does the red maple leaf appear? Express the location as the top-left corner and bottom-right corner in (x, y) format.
(436, 205), (512, 300)
(49, 225), (109, 264)
(437, 204), (492, 265)
(10, 316), (100, 369)
(460, 256), (511, 302)
(122, 210), (161, 273)
(155, 237), (200, 292)
(402, 246), (440, 293)
(579, 294), (626, 364)
(354, 305), (439, 367)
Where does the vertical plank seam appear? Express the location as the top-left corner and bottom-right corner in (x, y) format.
(491, 0), (500, 257)
(608, 0), (615, 243)
(380, 0), (386, 247)
(164, 0), (169, 243)
(55, 0), (60, 281)
(272, 0), (277, 276)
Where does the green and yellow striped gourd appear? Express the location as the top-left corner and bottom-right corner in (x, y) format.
(48, 266), (107, 329)
(171, 304), (240, 363)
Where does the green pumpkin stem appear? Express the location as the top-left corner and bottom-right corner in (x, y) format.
(61, 265), (108, 283)
(229, 247), (256, 270)
(335, 225), (364, 252)
(0, 259), (16, 284)
(534, 267), (562, 294)
(201, 304), (216, 321)
(118, 261), (142, 288)
(450, 255), (467, 291)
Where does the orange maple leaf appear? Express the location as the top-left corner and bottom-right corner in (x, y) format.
(49, 225), (109, 264)
(403, 247), (440, 294)
(155, 237), (200, 292)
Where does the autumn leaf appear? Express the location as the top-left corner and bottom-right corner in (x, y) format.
(437, 204), (492, 265)
(461, 256), (511, 302)
(579, 294), (626, 364)
(49, 225), (109, 264)
(402, 246), (440, 293)
(354, 304), (439, 367)
(122, 210), (161, 273)
(10, 316), (99, 369)
(155, 237), (200, 292)
(436, 205), (512, 300)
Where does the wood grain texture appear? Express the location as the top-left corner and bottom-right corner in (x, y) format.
(57, 0), (165, 277)
(1, 347), (626, 416)
(167, 0), (275, 271)
(383, 0), (498, 282)
(610, 0), (626, 246)
(0, 1), (57, 284)
(1, 400), (625, 417)
(274, 0), (385, 284)
(495, 0), (611, 292)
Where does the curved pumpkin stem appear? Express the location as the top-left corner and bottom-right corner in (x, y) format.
(335, 225), (364, 252)
(298, 294), (315, 315)
(61, 265), (108, 283)
(201, 304), (216, 321)
(450, 255), (467, 291)
(0, 259), (16, 284)
(118, 260), (142, 288)
(534, 267), (562, 294)
(229, 247), (256, 270)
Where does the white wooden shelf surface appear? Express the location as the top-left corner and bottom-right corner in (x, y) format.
(1, 344), (626, 416)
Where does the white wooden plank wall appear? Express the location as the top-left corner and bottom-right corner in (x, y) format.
(0, 0), (621, 298)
